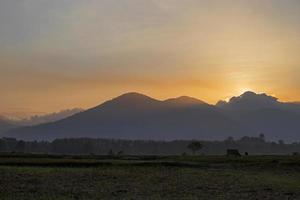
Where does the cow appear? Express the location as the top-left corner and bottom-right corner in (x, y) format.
(227, 149), (241, 157)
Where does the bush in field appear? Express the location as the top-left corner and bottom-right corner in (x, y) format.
(187, 141), (202, 155)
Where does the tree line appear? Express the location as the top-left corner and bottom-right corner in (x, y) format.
(0, 134), (299, 155)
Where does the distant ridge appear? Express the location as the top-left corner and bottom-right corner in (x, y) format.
(0, 118), (17, 134)
(12, 108), (84, 126)
(3, 91), (300, 142)
(164, 96), (207, 107)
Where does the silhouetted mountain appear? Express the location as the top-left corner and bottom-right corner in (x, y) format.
(3, 93), (244, 141)
(216, 91), (280, 110)
(164, 96), (207, 107)
(217, 91), (300, 114)
(217, 91), (300, 141)
(4, 92), (300, 142)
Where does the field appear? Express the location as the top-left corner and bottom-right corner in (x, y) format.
(0, 154), (299, 200)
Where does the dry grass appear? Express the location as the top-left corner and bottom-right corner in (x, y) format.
(0, 155), (299, 200)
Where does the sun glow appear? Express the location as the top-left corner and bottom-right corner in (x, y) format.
(239, 87), (252, 95)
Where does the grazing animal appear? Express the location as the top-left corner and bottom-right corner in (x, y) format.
(227, 149), (241, 157)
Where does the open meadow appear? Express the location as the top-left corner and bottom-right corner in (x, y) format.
(0, 154), (299, 200)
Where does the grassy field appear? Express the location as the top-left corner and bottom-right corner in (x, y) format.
(0, 154), (299, 200)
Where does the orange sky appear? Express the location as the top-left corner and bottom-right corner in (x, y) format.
(1, 0), (300, 118)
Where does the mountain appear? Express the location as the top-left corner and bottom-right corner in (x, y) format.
(3, 91), (300, 142)
(3, 92), (244, 141)
(217, 91), (300, 114)
(216, 91), (280, 110)
(217, 91), (300, 141)
(164, 96), (207, 107)
(12, 108), (84, 126)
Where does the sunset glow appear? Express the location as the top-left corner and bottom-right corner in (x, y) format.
(1, 0), (300, 117)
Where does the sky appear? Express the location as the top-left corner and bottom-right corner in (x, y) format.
(1, 0), (300, 118)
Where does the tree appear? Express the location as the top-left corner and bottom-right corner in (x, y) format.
(187, 141), (202, 155)
(15, 140), (26, 153)
(278, 140), (285, 145)
(0, 139), (7, 152)
(226, 136), (234, 142)
(108, 149), (114, 156)
(259, 133), (265, 142)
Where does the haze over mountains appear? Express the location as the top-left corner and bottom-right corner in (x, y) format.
(2, 91), (300, 142)
(0, 109), (83, 135)
(12, 108), (84, 126)
(0, 108), (83, 126)
(0, 118), (17, 134)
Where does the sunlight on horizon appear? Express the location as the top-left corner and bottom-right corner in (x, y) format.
(1, 0), (300, 116)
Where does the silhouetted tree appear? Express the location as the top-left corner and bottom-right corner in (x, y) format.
(278, 140), (285, 145)
(108, 149), (114, 156)
(0, 136), (299, 155)
(226, 136), (234, 142)
(83, 141), (94, 154)
(259, 133), (265, 142)
(15, 140), (26, 153)
(30, 141), (39, 153)
(187, 141), (202, 155)
(117, 151), (124, 156)
(0, 139), (7, 152)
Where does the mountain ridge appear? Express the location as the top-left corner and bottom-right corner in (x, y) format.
(3, 91), (300, 142)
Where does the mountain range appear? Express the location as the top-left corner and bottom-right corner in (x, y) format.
(2, 91), (300, 142)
